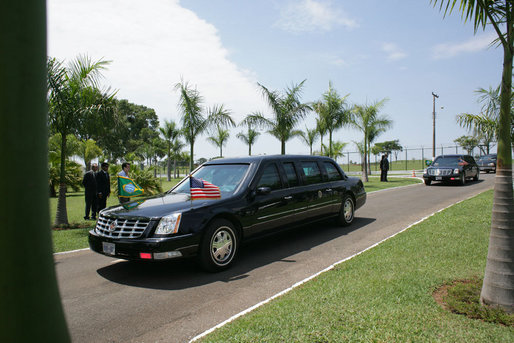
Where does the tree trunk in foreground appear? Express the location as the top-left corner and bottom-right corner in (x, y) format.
(0, 1), (71, 341)
(480, 29), (514, 313)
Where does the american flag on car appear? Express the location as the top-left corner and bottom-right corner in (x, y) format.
(189, 176), (221, 200)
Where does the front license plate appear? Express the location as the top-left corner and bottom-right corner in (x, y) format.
(436, 177), (442, 181)
(102, 242), (115, 255)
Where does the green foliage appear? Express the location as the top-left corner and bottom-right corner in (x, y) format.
(244, 80), (311, 154)
(110, 164), (162, 197)
(454, 135), (480, 154)
(372, 139), (403, 155)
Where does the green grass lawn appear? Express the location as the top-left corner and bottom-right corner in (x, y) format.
(197, 190), (513, 342)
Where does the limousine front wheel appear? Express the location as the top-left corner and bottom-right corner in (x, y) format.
(338, 195), (354, 226)
(199, 219), (238, 272)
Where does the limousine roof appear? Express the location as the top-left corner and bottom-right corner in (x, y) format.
(203, 154), (337, 165)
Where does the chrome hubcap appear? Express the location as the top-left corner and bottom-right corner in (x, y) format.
(211, 227), (234, 265)
(344, 199), (353, 222)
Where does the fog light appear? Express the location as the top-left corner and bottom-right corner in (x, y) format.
(140, 252), (152, 259)
(153, 251), (182, 260)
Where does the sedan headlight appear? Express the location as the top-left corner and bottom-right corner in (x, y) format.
(155, 213), (182, 235)
(453, 169), (460, 174)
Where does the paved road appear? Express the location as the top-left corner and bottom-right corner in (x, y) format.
(55, 174), (495, 343)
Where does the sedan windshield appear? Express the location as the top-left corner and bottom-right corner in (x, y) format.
(432, 156), (462, 167)
(478, 155), (496, 162)
(171, 164), (249, 196)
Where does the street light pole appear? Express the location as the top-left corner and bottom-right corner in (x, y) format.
(432, 92), (439, 161)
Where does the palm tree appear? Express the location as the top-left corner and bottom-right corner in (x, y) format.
(244, 80), (311, 154)
(350, 99), (392, 182)
(159, 120), (181, 181)
(171, 139), (186, 178)
(457, 85), (513, 153)
(47, 55), (115, 225)
(433, 0), (513, 313)
(207, 125), (230, 157)
(313, 82), (352, 158)
(237, 119), (261, 155)
(175, 81), (234, 171)
(297, 127), (319, 155)
(80, 139), (102, 171)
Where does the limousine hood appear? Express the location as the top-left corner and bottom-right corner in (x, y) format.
(100, 192), (222, 219)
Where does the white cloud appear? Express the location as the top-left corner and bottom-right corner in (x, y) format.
(382, 42), (407, 61)
(276, 0), (358, 33)
(47, 0), (265, 126)
(432, 33), (496, 59)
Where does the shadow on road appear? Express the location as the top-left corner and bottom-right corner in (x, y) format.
(426, 179), (484, 187)
(96, 216), (376, 290)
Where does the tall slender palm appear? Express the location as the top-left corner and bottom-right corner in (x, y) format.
(47, 55), (115, 225)
(175, 81), (234, 171)
(433, 0), (513, 313)
(207, 125), (230, 157)
(313, 82), (352, 158)
(159, 120), (181, 181)
(237, 119), (260, 156)
(350, 99), (392, 182)
(297, 127), (319, 155)
(244, 80), (311, 154)
(171, 139), (186, 178)
(315, 115), (328, 155)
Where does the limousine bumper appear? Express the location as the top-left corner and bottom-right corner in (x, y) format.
(88, 230), (200, 261)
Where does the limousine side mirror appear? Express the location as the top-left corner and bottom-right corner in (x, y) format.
(256, 186), (271, 195)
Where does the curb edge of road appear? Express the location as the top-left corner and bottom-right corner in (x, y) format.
(188, 190), (483, 343)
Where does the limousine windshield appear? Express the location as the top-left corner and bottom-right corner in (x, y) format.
(171, 163), (250, 196)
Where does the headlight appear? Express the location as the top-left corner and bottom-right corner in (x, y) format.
(155, 213), (182, 235)
(453, 169), (460, 174)
(489, 163), (495, 166)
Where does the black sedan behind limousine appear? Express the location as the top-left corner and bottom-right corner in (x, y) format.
(89, 155), (366, 271)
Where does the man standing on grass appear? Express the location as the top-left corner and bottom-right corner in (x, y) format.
(380, 154), (389, 182)
(82, 163), (98, 220)
(96, 162), (111, 213)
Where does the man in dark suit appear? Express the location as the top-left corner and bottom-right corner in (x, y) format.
(82, 163), (98, 220)
(96, 162), (111, 213)
(380, 153), (389, 182)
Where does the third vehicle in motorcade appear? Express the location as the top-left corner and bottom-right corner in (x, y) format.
(477, 154), (497, 173)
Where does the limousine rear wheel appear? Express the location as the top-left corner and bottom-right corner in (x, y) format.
(338, 195), (354, 227)
(199, 219), (238, 272)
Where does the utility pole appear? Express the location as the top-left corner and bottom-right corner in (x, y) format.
(432, 92), (439, 161)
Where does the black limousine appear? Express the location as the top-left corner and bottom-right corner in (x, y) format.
(423, 154), (479, 186)
(89, 155), (366, 271)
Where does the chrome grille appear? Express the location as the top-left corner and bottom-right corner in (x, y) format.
(428, 168), (452, 176)
(95, 214), (150, 239)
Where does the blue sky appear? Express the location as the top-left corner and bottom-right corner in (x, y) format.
(47, 0), (503, 161)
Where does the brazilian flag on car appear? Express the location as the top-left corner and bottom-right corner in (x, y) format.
(118, 176), (144, 198)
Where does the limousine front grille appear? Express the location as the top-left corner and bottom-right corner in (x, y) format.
(95, 215), (150, 239)
(428, 168), (452, 176)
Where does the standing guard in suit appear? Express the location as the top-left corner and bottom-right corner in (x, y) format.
(380, 154), (389, 182)
(82, 163), (98, 220)
(96, 162), (111, 213)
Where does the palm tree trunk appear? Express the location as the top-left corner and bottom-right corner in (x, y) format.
(249, 144), (252, 156)
(189, 140), (194, 172)
(1, 1), (71, 340)
(55, 134), (68, 225)
(281, 140), (286, 155)
(480, 33), (514, 313)
(329, 130), (333, 158)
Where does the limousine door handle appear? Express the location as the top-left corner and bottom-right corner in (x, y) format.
(325, 188), (332, 192)
(283, 196), (293, 200)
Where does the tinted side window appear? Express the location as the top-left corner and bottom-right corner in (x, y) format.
(324, 162), (342, 181)
(301, 161), (322, 185)
(257, 164), (282, 190)
(282, 162), (299, 187)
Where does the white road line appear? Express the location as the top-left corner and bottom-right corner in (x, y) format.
(188, 193), (478, 343)
(54, 248), (89, 255)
